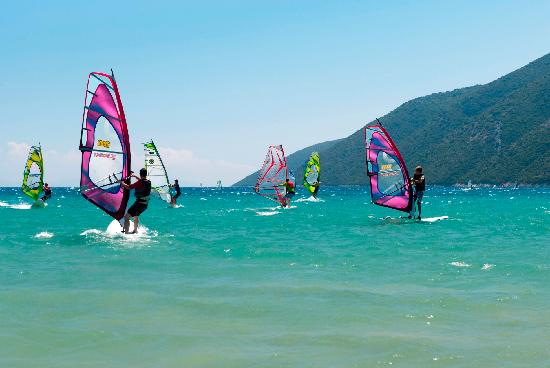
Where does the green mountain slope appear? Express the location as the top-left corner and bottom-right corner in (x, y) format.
(236, 53), (550, 185)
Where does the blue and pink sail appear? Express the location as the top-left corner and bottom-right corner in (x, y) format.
(79, 71), (131, 220)
(365, 122), (413, 214)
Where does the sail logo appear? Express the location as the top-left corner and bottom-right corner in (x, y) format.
(97, 139), (111, 149)
(381, 164), (393, 170)
(94, 152), (116, 161)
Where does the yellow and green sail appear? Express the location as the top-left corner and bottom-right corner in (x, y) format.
(303, 151), (320, 194)
(22, 145), (44, 201)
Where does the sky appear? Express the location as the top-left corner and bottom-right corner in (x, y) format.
(0, 0), (549, 186)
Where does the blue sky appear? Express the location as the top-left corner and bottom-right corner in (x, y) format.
(0, 0), (549, 186)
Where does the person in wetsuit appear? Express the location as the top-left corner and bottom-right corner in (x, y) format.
(312, 182), (320, 198)
(410, 166), (425, 220)
(282, 178), (296, 207)
(170, 179), (181, 205)
(120, 168), (151, 234)
(40, 183), (52, 202)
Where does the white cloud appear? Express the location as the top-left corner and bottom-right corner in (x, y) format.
(7, 141), (31, 158)
(142, 146), (255, 187)
(1, 142), (81, 186)
(0, 142), (255, 187)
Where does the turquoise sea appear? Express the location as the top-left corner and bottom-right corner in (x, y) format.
(0, 186), (549, 367)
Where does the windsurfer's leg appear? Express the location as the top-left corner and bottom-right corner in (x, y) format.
(123, 213), (131, 233)
(416, 191), (423, 219)
(131, 216), (139, 234)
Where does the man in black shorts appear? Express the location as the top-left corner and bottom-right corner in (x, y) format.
(41, 183), (52, 202)
(170, 179), (181, 205)
(410, 166), (425, 220)
(282, 178), (296, 207)
(120, 168), (151, 233)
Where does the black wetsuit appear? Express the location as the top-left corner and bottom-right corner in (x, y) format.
(285, 182), (296, 198)
(127, 179), (152, 217)
(413, 173), (425, 217)
(41, 187), (52, 201)
(173, 183), (181, 200)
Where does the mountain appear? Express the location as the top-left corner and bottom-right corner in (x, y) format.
(235, 53), (550, 186)
(232, 139), (342, 186)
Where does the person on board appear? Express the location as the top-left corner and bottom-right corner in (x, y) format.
(170, 179), (181, 205)
(312, 182), (320, 198)
(40, 183), (52, 202)
(282, 178), (296, 207)
(120, 168), (151, 234)
(410, 166), (425, 220)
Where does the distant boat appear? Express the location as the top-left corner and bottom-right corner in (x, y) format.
(216, 180), (222, 189)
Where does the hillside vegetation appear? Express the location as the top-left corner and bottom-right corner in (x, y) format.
(235, 53), (550, 185)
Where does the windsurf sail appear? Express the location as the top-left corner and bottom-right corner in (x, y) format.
(22, 145), (44, 201)
(365, 122), (413, 213)
(144, 140), (172, 203)
(79, 71), (131, 220)
(254, 145), (289, 205)
(303, 151), (320, 195)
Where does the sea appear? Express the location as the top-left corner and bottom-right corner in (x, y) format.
(0, 186), (549, 367)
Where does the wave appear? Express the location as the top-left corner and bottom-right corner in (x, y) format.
(0, 201), (32, 210)
(449, 261), (471, 268)
(80, 220), (157, 244)
(294, 196), (324, 203)
(34, 231), (54, 239)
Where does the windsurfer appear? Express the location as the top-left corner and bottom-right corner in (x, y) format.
(312, 182), (320, 198)
(282, 178), (296, 207)
(410, 166), (425, 220)
(120, 168), (151, 234)
(40, 183), (52, 202)
(170, 179), (181, 205)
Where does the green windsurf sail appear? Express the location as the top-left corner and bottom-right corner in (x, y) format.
(144, 140), (172, 203)
(22, 145), (44, 201)
(303, 152), (320, 195)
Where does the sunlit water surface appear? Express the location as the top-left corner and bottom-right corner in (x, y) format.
(1, 186), (549, 367)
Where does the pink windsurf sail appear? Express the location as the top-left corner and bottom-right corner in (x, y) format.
(79, 71), (131, 220)
(254, 145), (289, 205)
(365, 122), (413, 213)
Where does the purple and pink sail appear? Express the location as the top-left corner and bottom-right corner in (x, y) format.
(365, 123), (413, 214)
(79, 72), (131, 220)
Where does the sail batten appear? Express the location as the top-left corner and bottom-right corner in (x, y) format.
(365, 123), (413, 213)
(79, 71), (131, 220)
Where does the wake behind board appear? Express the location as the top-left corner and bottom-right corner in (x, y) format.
(106, 219), (140, 235)
(31, 200), (46, 208)
(383, 215), (449, 223)
(420, 216), (448, 223)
